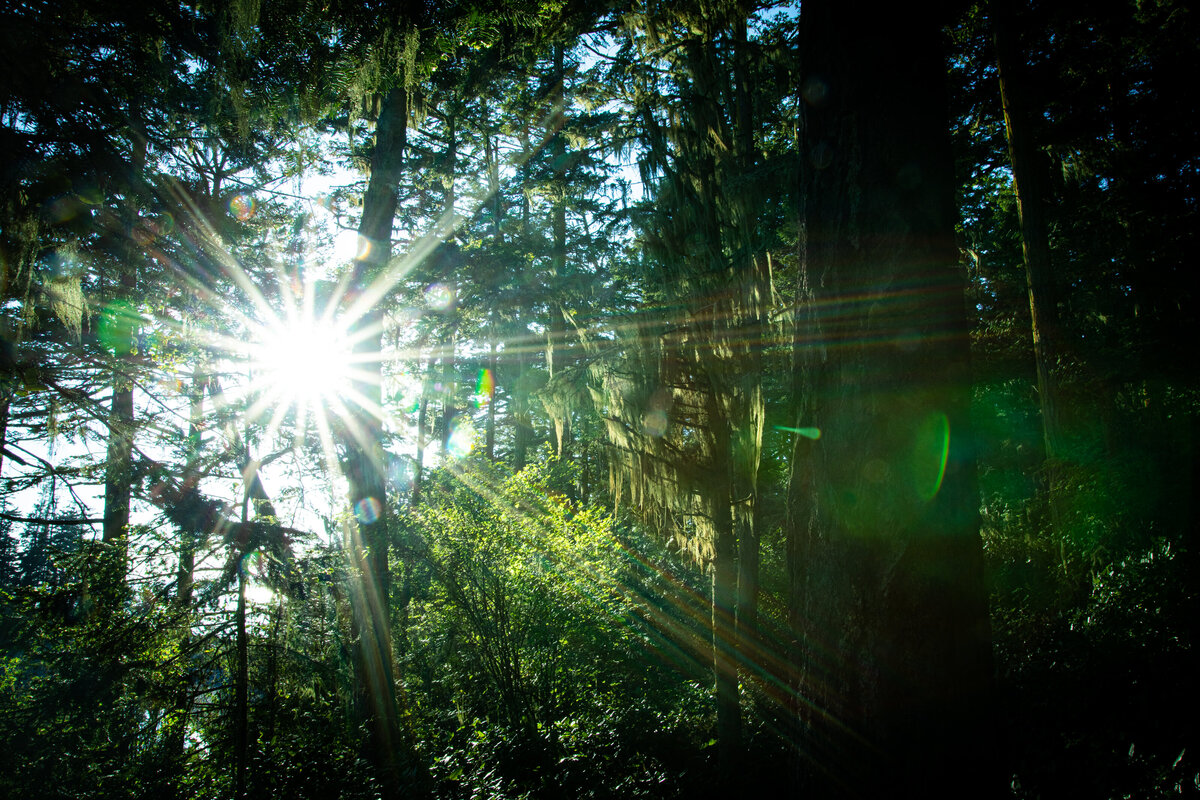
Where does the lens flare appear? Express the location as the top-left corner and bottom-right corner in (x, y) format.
(354, 235), (372, 261)
(473, 368), (494, 408)
(99, 300), (140, 355)
(447, 417), (476, 457)
(229, 193), (257, 221)
(354, 496), (382, 524)
(252, 316), (354, 408)
(424, 283), (454, 312)
(911, 411), (950, 501)
(643, 409), (668, 438)
(774, 425), (822, 440)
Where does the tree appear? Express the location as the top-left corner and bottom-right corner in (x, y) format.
(786, 2), (996, 795)
(992, 0), (1068, 534)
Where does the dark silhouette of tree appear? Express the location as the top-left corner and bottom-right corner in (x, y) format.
(786, 2), (996, 795)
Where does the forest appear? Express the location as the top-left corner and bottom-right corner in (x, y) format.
(1, 0), (1196, 797)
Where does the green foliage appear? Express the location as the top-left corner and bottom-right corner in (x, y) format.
(0, 540), (188, 799)
(398, 455), (712, 797)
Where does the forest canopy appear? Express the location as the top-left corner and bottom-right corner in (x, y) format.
(1, 0), (1196, 798)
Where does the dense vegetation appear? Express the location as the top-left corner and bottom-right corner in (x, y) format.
(1, 0), (1195, 797)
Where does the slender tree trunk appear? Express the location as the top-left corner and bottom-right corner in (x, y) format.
(100, 129), (145, 614)
(786, 4), (997, 796)
(102, 130), (145, 550)
(0, 392), (9, 478)
(994, 5), (1067, 533)
(412, 350), (429, 505)
(708, 450), (741, 783)
(513, 343), (531, 471)
(439, 115), (459, 456)
(484, 114), (502, 463)
(234, 552), (248, 800)
(168, 363), (205, 784)
(514, 127), (534, 472)
(179, 365), (205, 607)
(547, 45), (574, 459)
(0, 311), (11, 478)
(486, 336), (497, 461)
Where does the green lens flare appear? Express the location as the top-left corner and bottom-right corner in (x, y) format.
(98, 300), (139, 355)
(774, 425), (822, 440)
(913, 411), (950, 501)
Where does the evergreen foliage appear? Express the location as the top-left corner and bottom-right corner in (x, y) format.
(0, 0), (1195, 797)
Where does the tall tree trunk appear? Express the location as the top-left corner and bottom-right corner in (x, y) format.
(730, 11), (767, 701)
(168, 363), (206, 784)
(486, 335), (497, 461)
(513, 343), (532, 471)
(547, 44), (572, 459)
(484, 114), (502, 463)
(786, 4), (996, 796)
(439, 113), (460, 456)
(342, 86), (423, 797)
(234, 544), (248, 800)
(412, 349), (429, 505)
(439, 319), (458, 454)
(0, 387), (9, 478)
(513, 125), (535, 471)
(707, 416), (741, 783)
(101, 128), (145, 607)
(994, 4), (1067, 534)
(179, 364), (205, 607)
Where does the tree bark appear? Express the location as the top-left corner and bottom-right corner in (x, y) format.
(486, 335), (497, 461)
(994, 4), (1067, 533)
(707, 433), (742, 783)
(439, 113), (460, 457)
(730, 11), (767, 707)
(102, 131), (145, 551)
(786, 4), (997, 796)
(234, 551), (248, 800)
(342, 86), (424, 798)
(548, 44), (572, 459)
(412, 350), (429, 505)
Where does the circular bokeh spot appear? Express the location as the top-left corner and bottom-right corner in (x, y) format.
(424, 283), (455, 312)
(643, 409), (668, 438)
(354, 496), (382, 525)
(229, 193), (257, 221)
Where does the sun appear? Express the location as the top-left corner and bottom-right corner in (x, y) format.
(250, 310), (356, 414)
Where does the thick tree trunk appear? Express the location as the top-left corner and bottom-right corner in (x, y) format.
(994, 5), (1067, 532)
(730, 14), (767, 704)
(342, 86), (424, 798)
(102, 366), (135, 545)
(787, 4), (997, 796)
